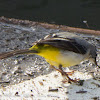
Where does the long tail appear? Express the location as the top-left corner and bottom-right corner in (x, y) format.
(0, 49), (38, 59)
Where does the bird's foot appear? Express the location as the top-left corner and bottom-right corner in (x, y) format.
(62, 71), (80, 83)
(62, 77), (80, 83)
(65, 71), (74, 76)
(50, 65), (79, 83)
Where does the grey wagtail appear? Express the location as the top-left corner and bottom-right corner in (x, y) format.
(0, 32), (98, 82)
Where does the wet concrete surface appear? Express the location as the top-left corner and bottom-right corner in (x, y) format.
(0, 21), (100, 87)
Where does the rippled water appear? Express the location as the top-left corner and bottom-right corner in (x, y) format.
(0, 0), (100, 29)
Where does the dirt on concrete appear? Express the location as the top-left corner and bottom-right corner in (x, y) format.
(0, 18), (100, 87)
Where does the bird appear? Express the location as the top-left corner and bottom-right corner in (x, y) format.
(0, 32), (98, 83)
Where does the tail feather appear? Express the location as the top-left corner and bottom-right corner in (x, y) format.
(0, 49), (37, 59)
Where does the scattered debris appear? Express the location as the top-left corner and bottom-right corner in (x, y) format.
(76, 90), (87, 94)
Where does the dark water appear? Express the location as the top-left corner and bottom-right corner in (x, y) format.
(0, 0), (100, 30)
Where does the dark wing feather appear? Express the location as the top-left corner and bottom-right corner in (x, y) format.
(38, 38), (87, 54)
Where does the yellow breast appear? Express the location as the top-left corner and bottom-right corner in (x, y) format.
(38, 49), (85, 67)
(37, 46), (61, 67)
(30, 44), (85, 67)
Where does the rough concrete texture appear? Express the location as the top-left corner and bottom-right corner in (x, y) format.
(0, 21), (100, 99)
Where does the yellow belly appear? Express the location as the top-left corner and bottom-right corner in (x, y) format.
(37, 47), (61, 67)
(31, 44), (85, 67)
(37, 48), (85, 67)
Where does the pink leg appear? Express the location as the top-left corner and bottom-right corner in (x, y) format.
(50, 65), (79, 83)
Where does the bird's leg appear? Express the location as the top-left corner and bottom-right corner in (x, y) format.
(50, 65), (63, 74)
(50, 65), (79, 83)
(50, 65), (74, 75)
(65, 71), (74, 76)
(59, 65), (78, 83)
(59, 65), (74, 76)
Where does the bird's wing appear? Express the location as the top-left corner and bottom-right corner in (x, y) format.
(38, 37), (87, 54)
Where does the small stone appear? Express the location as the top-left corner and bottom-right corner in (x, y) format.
(14, 60), (19, 65)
